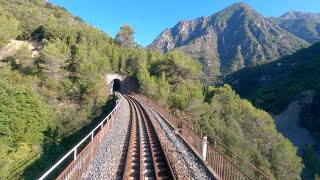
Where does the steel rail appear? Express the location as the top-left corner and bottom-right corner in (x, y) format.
(122, 96), (140, 179)
(129, 96), (175, 180)
(122, 96), (175, 179)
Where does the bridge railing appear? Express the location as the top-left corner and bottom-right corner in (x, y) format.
(132, 93), (272, 180)
(39, 92), (123, 180)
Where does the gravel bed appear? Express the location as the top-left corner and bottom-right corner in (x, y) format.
(81, 98), (130, 180)
(141, 101), (215, 180)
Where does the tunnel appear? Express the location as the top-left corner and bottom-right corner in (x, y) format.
(112, 79), (122, 92)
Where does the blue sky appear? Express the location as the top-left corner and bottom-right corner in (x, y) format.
(49, 0), (320, 47)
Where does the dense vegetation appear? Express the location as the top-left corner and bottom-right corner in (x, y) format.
(0, 72), (52, 178)
(200, 85), (302, 179)
(0, 0), (305, 179)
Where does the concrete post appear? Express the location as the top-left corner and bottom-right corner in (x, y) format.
(91, 132), (94, 141)
(74, 148), (77, 160)
(91, 132), (94, 158)
(202, 136), (207, 161)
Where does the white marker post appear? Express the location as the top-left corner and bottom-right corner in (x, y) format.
(202, 136), (207, 161)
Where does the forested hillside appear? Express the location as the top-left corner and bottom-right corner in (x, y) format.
(0, 0), (115, 177)
(0, 0), (304, 179)
(226, 43), (320, 115)
(226, 42), (320, 179)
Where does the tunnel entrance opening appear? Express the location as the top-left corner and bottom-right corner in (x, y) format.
(112, 79), (122, 92)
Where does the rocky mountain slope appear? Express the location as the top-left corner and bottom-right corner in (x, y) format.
(148, 2), (309, 75)
(270, 11), (320, 44)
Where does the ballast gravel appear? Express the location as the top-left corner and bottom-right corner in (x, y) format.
(141, 101), (215, 180)
(81, 98), (130, 180)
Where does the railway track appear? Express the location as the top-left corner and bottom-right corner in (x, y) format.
(120, 95), (175, 179)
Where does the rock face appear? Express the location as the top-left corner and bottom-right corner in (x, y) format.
(270, 11), (320, 44)
(148, 2), (309, 75)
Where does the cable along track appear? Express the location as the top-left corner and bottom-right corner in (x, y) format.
(121, 95), (175, 180)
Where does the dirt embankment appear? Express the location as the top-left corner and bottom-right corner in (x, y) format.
(0, 39), (43, 60)
(273, 90), (320, 156)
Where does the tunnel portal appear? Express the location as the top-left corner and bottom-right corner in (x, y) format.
(107, 73), (138, 95)
(112, 79), (122, 92)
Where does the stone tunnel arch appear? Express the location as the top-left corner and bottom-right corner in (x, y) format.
(106, 73), (126, 95)
(106, 73), (138, 94)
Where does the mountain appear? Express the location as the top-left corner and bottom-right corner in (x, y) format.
(148, 2), (310, 76)
(280, 11), (320, 20)
(270, 11), (320, 44)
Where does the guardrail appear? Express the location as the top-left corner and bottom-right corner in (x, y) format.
(132, 93), (272, 180)
(39, 92), (123, 180)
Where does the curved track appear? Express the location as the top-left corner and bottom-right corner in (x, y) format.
(120, 96), (175, 180)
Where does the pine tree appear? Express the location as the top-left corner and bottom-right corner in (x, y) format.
(115, 24), (135, 48)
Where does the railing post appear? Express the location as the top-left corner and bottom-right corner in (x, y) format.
(232, 154), (237, 164)
(202, 136), (208, 162)
(91, 132), (94, 141)
(74, 148), (77, 160)
(90, 132), (94, 158)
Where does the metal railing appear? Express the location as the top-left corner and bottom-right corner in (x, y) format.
(132, 93), (272, 180)
(39, 92), (123, 180)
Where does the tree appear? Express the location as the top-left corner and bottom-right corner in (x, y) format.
(271, 139), (303, 179)
(137, 67), (157, 98)
(115, 24), (135, 48)
(32, 25), (46, 41)
(157, 72), (170, 105)
(111, 48), (120, 71)
(88, 46), (111, 74)
(303, 144), (320, 177)
(39, 39), (70, 79)
(0, 12), (20, 48)
(11, 44), (34, 74)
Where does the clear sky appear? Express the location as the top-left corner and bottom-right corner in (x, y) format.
(49, 0), (320, 47)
